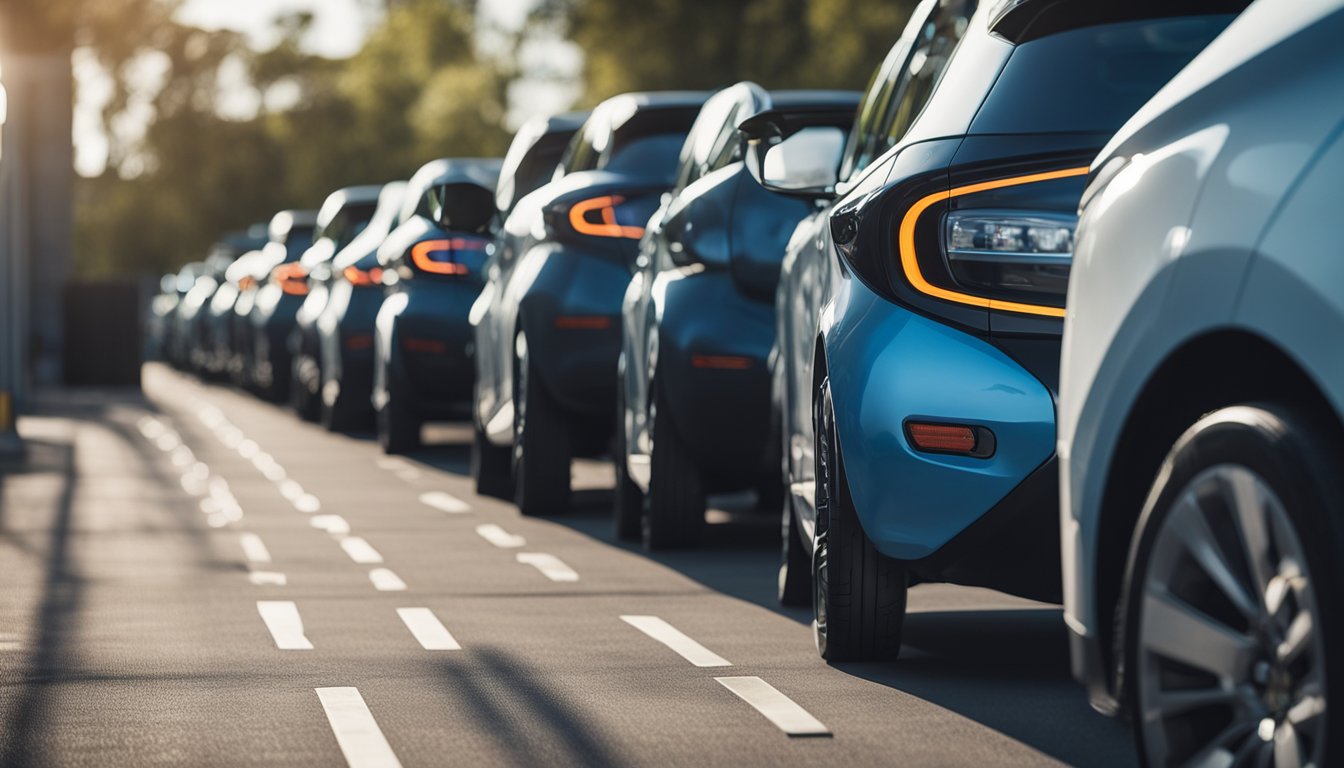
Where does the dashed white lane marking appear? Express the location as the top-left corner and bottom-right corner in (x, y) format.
(475, 524), (526, 549)
(311, 515), (351, 535)
(249, 571), (288, 586)
(621, 615), (731, 667)
(369, 568), (407, 591)
(376, 457), (422, 481)
(715, 677), (830, 737)
(237, 439), (260, 459)
(239, 533), (273, 563)
(294, 494), (322, 513)
(0, 633), (22, 651)
(340, 537), (384, 564)
(256, 601), (313, 650)
(315, 687), (404, 768)
(280, 480), (305, 501)
(516, 553), (579, 582)
(396, 608), (460, 650)
(419, 491), (469, 514)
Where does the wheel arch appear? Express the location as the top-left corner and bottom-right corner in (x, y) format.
(1095, 327), (1344, 707)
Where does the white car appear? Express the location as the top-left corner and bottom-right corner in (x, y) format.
(1059, 1), (1344, 765)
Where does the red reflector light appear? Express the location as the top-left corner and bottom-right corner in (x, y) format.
(554, 315), (611, 330)
(691, 354), (752, 370)
(344, 334), (374, 351)
(907, 423), (978, 454)
(402, 337), (448, 354)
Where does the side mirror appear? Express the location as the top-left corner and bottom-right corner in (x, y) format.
(739, 104), (856, 200)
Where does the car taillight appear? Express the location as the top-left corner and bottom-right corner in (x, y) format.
(271, 263), (309, 296)
(567, 195), (646, 239)
(897, 166), (1088, 318)
(409, 238), (487, 276)
(342, 265), (384, 286)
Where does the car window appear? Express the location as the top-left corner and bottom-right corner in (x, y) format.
(562, 120), (605, 174)
(880, 0), (976, 150)
(839, 44), (907, 182)
(970, 15), (1232, 135)
(674, 90), (739, 190)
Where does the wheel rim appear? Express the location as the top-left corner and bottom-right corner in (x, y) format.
(811, 388), (834, 655)
(1137, 464), (1327, 767)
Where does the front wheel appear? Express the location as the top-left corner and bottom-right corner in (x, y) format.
(1125, 404), (1341, 768)
(377, 372), (421, 455)
(813, 378), (906, 662)
(613, 368), (644, 541)
(472, 402), (514, 500)
(513, 344), (571, 517)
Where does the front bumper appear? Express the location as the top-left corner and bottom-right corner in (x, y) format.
(825, 275), (1058, 563)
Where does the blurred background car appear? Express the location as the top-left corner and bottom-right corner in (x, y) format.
(1059, 2), (1344, 764)
(154, 261), (205, 368)
(616, 82), (859, 549)
(751, 0), (1238, 661)
(288, 185), (384, 419)
(470, 91), (708, 515)
(202, 245), (268, 380)
(175, 227), (267, 376)
(246, 209), (318, 399)
(372, 158), (503, 454)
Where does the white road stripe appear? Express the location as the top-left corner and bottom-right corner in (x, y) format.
(715, 677), (830, 737)
(237, 439), (260, 459)
(239, 533), (272, 563)
(369, 568), (407, 591)
(340, 537), (384, 564)
(475, 524), (525, 549)
(516, 553), (578, 582)
(311, 515), (351, 535)
(396, 607), (460, 650)
(419, 491), (469, 514)
(256, 600), (313, 650)
(294, 494), (322, 513)
(621, 615), (731, 667)
(280, 480), (305, 500)
(315, 687), (404, 768)
(249, 571), (287, 586)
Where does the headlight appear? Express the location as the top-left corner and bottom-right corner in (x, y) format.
(944, 211), (1076, 300)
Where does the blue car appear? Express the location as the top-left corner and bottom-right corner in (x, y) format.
(246, 209), (317, 399)
(616, 83), (859, 549)
(373, 158), (503, 454)
(748, 0), (1236, 660)
(470, 92), (708, 513)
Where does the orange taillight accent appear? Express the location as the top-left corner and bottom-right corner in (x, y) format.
(272, 263), (309, 296)
(410, 239), (472, 275)
(691, 354), (752, 370)
(343, 265), (384, 286)
(569, 196), (644, 239)
(239, 276), (256, 291)
(554, 315), (611, 330)
(898, 166), (1088, 318)
(907, 423), (977, 454)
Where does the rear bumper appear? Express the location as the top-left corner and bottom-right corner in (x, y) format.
(391, 282), (481, 417)
(825, 275), (1058, 563)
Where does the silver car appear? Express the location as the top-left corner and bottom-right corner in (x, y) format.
(1059, 1), (1344, 764)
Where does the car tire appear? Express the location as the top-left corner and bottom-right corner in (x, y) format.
(472, 410), (514, 500)
(513, 346), (571, 517)
(613, 369), (644, 541)
(1122, 404), (1342, 768)
(813, 378), (906, 662)
(642, 387), (704, 550)
(290, 354), (321, 422)
(377, 373), (421, 455)
(321, 388), (360, 433)
(779, 495), (811, 607)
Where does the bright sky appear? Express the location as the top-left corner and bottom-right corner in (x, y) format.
(65, 0), (576, 177)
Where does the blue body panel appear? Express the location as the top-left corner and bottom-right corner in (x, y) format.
(825, 274), (1057, 560)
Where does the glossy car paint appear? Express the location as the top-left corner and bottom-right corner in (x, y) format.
(785, 2), (1232, 591)
(621, 84), (858, 496)
(248, 209), (318, 397)
(472, 92), (707, 453)
(372, 158), (503, 422)
(1058, 0), (1344, 712)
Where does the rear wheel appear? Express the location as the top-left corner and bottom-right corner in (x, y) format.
(513, 340), (571, 517)
(472, 391), (514, 500)
(642, 387), (704, 550)
(321, 386), (362, 433)
(377, 371), (421, 455)
(813, 378), (907, 661)
(1125, 404), (1341, 768)
(613, 367), (644, 541)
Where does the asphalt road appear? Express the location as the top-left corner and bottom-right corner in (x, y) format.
(0, 364), (1138, 767)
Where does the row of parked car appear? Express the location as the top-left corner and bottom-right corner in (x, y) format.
(153, 0), (1342, 764)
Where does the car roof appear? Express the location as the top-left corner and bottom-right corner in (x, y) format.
(989, 0), (1250, 43)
